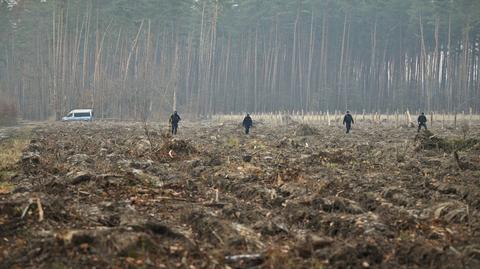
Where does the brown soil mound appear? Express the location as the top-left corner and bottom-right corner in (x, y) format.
(155, 139), (198, 162)
(415, 130), (480, 152)
(294, 124), (319, 136)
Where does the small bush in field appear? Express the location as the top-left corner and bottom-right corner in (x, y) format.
(0, 100), (17, 126)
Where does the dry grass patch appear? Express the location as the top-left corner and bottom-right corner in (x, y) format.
(0, 137), (29, 171)
(0, 137), (29, 193)
(0, 181), (14, 194)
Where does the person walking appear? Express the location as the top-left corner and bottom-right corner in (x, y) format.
(417, 112), (427, 132)
(242, 114), (253, 134)
(343, 111), (354, 134)
(169, 111), (181, 135)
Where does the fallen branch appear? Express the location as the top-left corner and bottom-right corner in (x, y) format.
(152, 196), (188, 202)
(20, 198), (44, 222)
(203, 202), (227, 208)
(20, 198), (33, 219)
(335, 190), (344, 197)
(36, 198), (44, 222)
(212, 231), (224, 245)
(225, 253), (264, 262)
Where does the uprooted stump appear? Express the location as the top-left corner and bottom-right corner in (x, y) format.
(415, 130), (480, 152)
(155, 139), (198, 161)
(414, 130), (446, 151)
(161, 139), (197, 155)
(294, 124), (319, 136)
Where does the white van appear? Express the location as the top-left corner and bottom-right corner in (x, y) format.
(62, 109), (94, 122)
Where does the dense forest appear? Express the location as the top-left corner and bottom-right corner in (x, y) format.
(0, 0), (479, 120)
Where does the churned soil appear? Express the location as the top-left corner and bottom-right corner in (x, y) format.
(1, 120), (480, 269)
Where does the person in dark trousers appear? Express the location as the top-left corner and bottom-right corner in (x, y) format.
(343, 111), (354, 134)
(417, 112), (427, 132)
(242, 114), (253, 134)
(169, 111), (181, 135)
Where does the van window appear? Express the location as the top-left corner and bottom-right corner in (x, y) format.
(74, 112), (91, 117)
(67, 113), (73, 117)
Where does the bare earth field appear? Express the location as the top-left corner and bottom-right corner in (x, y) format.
(1, 120), (480, 269)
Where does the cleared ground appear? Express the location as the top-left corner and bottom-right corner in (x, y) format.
(1, 120), (480, 268)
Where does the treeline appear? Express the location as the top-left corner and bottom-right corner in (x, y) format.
(0, 0), (479, 120)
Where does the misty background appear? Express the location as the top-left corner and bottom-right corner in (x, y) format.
(0, 0), (479, 121)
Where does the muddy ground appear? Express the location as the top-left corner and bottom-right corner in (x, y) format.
(1, 119), (480, 269)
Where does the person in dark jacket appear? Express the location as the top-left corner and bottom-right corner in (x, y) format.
(169, 111), (181, 135)
(343, 111), (354, 134)
(417, 112), (427, 132)
(242, 114), (253, 134)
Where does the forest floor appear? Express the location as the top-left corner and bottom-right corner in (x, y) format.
(1, 119), (480, 269)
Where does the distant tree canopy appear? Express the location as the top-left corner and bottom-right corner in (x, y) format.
(0, 0), (479, 120)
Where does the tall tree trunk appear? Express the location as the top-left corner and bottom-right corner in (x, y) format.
(306, 10), (315, 111)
